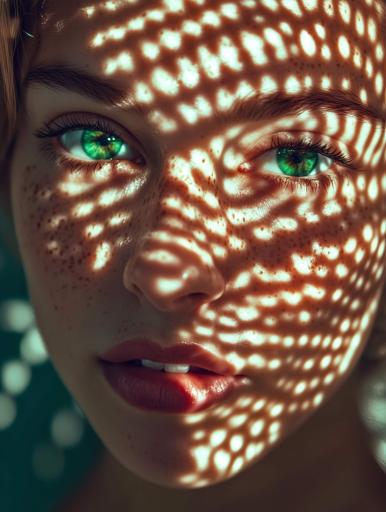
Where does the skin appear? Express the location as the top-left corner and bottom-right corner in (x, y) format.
(6, 0), (386, 507)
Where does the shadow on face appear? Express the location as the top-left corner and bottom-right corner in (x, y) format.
(8, 0), (386, 490)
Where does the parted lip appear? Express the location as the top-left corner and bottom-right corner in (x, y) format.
(99, 338), (243, 376)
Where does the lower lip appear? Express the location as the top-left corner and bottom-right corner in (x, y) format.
(100, 362), (248, 414)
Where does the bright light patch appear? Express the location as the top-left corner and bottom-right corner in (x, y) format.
(105, 52), (134, 74)
(71, 203), (94, 218)
(133, 81), (154, 103)
(240, 31), (268, 65)
(314, 23), (326, 39)
(300, 30), (317, 57)
(375, 72), (384, 96)
(141, 41), (160, 60)
(260, 74), (278, 93)
(264, 28), (287, 60)
(353, 47), (362, 68)
(198, 46), (221, 79)
(84, 223), (104, 239)
(323, 0), (334, 16)
(216, 88), (235, 111)
(322, 200), (342, 216)
(320, 75), (332, 90)
(219, 36), (243, 71)
(261, 0), (279, 10)
(285, 75), (302, 94)
(272, 217), (298, 231)
(356, 120), (372, 155)
(294, 381), (307, 395)
(335, 263), (349, 278)
(368, 17), (377, 43)
(342, 78), (350, 89)
(59, 181), (94, 196)
(92, 241), (112, 271)
(291, 253), (313, 275)
(127, 16), (146, 31)
(359, 89), (368, 104)
(182, 20), (202, 37)
(343, 237), (357, 254)
(303, 0), (317, 10)
(303, 284), (326, 300)
(283, 0), (302, 16)
(160, 29), (182, 50)
(338, 34), (351, 59)
(151, 67), (179, 95)
(338, 1), (351, 23)
(177, 103), (199, 124)
(220, 3), (239, 19)
(177, 57), (200, 88)
(356, 10), (365, 36)
(109, 212), (131, 226)
(279, 21), (293, 35)
(368, 176), (379, 201)
(375, 43), (384, 62)
(163, 0), (184, 11)
(194, 95), (213, 117)
(321, 44), (332, 60)
(201, 10), (221, 26)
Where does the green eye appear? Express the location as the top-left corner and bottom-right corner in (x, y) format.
(82, 129), (123, 159)
(276, 148), (319, 177)
(60, 128), (145, 164)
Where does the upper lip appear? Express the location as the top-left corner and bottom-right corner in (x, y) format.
(99, 338), (242, 376)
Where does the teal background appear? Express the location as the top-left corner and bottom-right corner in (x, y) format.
(0, 239), (103, 512)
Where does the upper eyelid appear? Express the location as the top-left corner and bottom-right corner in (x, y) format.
(35, 112), (145, 151)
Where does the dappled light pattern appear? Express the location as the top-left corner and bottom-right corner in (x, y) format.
(13, 0), (386, 490)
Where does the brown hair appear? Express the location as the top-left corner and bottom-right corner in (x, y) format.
(0, 0), (42, 258)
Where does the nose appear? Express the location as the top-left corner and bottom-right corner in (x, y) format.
(123, 237), (226, 313)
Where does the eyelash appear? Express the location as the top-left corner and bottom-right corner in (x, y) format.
(34, 113), (142, 172)
(35, 115), (357, 193)
(241, 134), (356, 194)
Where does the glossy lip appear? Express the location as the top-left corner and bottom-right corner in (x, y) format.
(99, 338), (243, 377)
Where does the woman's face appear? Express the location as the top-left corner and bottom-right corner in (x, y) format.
(9, 0), (386, 489)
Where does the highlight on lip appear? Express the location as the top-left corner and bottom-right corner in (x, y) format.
(7, 0), (386, 494)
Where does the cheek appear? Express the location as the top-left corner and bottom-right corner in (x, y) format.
(13, 159), (386, 413)
(225, 172), (386, 415)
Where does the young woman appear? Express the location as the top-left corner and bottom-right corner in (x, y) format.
(1, 0), (386, 510)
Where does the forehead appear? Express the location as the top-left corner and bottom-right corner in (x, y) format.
(33, 0), (386, 138)
(37, 0), (386, 65)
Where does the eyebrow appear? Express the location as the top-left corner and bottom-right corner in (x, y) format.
(25, 63), (386, 126)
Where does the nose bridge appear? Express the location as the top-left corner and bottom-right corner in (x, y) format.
(158, 147), (216, 214)
(123, 146), (226, 313)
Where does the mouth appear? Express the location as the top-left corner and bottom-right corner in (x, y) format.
(110, 359), (219, 375)
(99, 338), (243, 376)
(99, 359), (249, 413)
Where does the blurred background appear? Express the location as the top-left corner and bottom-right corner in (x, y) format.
(0, 229), (103, 512)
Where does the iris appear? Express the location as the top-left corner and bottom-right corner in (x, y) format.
(276, 147), (318, 177)
(81, 129), (123, 160)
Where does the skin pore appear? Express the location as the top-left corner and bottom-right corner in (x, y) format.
(7, 0), (386, 508)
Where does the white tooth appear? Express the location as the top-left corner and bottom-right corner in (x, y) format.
(141, 359), (164, 370)
(140, 359), (190, 373)
(164, 363), (190, 373)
